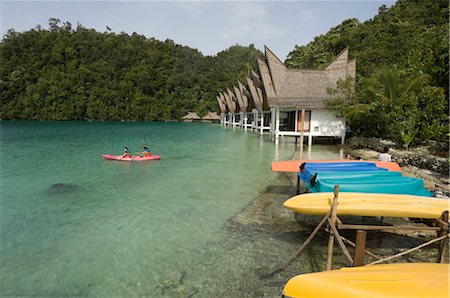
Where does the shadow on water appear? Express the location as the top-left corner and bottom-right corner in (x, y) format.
(45, 183), (80, 196)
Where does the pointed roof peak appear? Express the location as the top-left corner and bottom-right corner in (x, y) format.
(264, 45), (284, 65)
(325, 48), (349, 71)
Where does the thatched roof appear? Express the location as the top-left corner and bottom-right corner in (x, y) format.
(202, 112), (221, 120)
(216, 95), (226, 113)
(218, 93), (228, 113)
(258, 46), (356, 109)
(226, 88), (239, 113)
(222, 91), (237, 113)
(246, 71), (265, 111)
(182, 112), (201, 120)
(234, 81), (255, 112)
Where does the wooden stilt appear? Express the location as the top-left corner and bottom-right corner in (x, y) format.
(353, 230), (367, 266)
(339, 234), (382, 260)
(437, 211), (449, 263)
(326, 185), (339, 270)
(299, 109), (305, 160)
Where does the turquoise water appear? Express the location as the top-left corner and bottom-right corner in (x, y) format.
(0, 122), (339, 296)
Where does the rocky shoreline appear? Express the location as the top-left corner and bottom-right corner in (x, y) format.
(344, 146), (449, 195)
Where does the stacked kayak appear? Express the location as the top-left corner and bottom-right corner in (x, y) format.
(299, 162), (387, 181)
(283, 263), (449, 298)
(299, 162), (432, 197)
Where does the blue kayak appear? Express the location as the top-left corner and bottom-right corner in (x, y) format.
(299, 162), (387, 181)
(305, 176), (432, 197)
(307, 171), (403, 186)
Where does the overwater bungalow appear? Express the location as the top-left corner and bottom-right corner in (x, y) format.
(259, 46), (355, 144)
(182, 112), (201, 122)
(217, 46), (355, 143)
(216, 94), (227, 125)
(201, 112), (221, 123)
(248, 68), (271, 134)
(235, 82), (254, 130)
(223, 89), (238, 127)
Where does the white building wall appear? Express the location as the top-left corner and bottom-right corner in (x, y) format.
(271, 108), (345, 137)
(309, 109), (345, 137)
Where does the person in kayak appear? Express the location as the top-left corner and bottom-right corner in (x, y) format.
(122, 147), (132, 158)
(139, 146), (152, 157)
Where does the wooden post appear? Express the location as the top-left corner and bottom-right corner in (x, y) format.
(326, 185), (339, 270)
(353, 230), (367, 266)
(299, 109), (305, 160)
(437, 211), (449, 263)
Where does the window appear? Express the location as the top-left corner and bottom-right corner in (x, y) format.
(279, 111), (296, 131)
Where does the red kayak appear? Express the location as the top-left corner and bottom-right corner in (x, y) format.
(102, 154), (161, 161)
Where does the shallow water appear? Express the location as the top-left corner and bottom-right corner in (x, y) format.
(0, 122), (340, 296)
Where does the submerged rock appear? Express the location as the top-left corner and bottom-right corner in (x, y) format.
(46, 183), (80, 195)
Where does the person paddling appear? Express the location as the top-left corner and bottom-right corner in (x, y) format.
(139, 146), (152, 157)
(122, 147), (132, 158)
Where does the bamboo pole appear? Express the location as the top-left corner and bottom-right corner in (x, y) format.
(326, 185), (339, 270)
(337, 224), (441, 231)
(327, 217), (354, 266)
(367, 234), (449, 266)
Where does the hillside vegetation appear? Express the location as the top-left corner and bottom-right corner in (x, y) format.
(286, 0), (448, 148)
(0, 19), (261, 121)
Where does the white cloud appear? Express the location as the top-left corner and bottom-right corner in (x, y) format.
(220, 2), (289, 41)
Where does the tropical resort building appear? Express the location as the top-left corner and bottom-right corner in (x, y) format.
(182, 112), (201, 122)
(216, 46), (356, 144)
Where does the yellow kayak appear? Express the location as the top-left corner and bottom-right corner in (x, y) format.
(283, 263), (450, 298)
(283, 192), (449, 219)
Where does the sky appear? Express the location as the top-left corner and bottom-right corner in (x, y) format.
(1, 0), (396, 61)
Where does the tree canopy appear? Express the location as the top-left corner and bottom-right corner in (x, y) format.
(0, 19), (262, 121)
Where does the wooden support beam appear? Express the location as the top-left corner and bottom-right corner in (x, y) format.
(353, 230), (367, 266)
(326, 186), (339, 270)
(437, 211), (449, 263)
(435, 219), (449, 231)
(337, 224), (441, 231)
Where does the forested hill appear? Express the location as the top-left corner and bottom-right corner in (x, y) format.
(286, 0), (448, 92)
(0, 19), (262, 121)
(286, 0), (448, 148)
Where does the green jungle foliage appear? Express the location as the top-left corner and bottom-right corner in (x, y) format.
(0, 18), (262, 121)
(286, 0), (448, 147)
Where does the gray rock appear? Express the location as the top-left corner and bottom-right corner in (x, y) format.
(46, 183), (80, 195)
